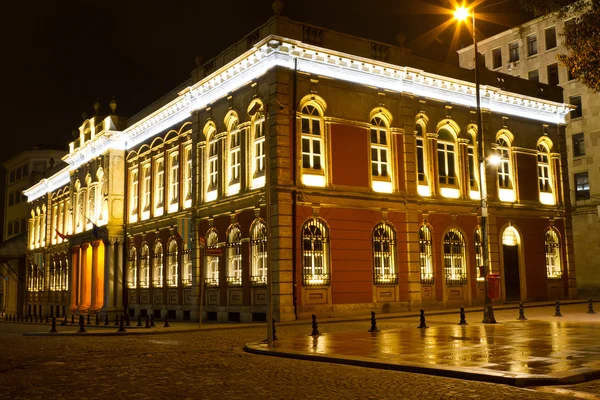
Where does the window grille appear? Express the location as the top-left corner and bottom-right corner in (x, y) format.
(250, 220), (267, 287)
(373, 223), (397, 285)
(370, 117), (389, 178)
(205, 230), (219, 286)
(301, 105), (322, 170)
(419, 226), (434, 284)
(140, 244), (150, 288)
(302, 218), (330, 286)
(537, 145), (551, 193)
(127, 246), (137, 289)
(227, 226), (242, 286)
(474, 229), (484, 281)
(444, 229), (467, 286)
(545, 230), (562, 279)
(254, 117), (265, 176)
(497, 138), (511, 188)
(167, 240), (178, 287)
(437, 129), (456, 185)
(153, 242), (163, 287)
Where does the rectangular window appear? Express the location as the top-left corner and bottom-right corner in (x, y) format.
(537, 152), (551, 193)
(508, 41), (519, 62)
(575, 172), (590, 200)
(254, 119), (265, 175)
(229, 131), (241, 183)
(7, 221), (13, 236)
(22, 164), (28, 178)
(208, 140), (218, 190)
(468, 147), (477, 189)
(142, 164), (151, 212)
(437, 142), (456, 185)
(527, 34), (537, 56)
(492, 47), (502, 69)
(155, 158), (164, 209)
(8, 192), (14, 206)
(569, 95), (582, 119)
(302, 137), (322, 170)
(528, 69), (539, 82)
(545, 26), (557, 50)
(16, 168), (21, 180)
(370, 128), (389, 178)
(573, 133), (585, 157)
(130, 169), (139, 215)
(547, 63), (559, 86)
(169, 152), (179, 204)
(416, 138), (425, 183)
(185, 146), (192, 201)
(9, 170), (15, 183)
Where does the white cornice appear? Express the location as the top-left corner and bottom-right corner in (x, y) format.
(26, 34), (572, 202)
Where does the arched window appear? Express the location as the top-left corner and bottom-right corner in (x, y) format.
(61, 258), (68, 291)
(153, 242), (164, 287)
(252, 112), (266, 180)
(49, 260), (56, 291)
(419, 225), (434, 284)
(184, 145), (193, 204)
(474, 228), (484, 281)
(77, 190), (85, 232)
(538, 143), (555, 205)
(301, 105), (323, 171)
(545, 229), (562, 279)
(129, 168), (139, 219)
(250, 219), (267, 286)
(155, 157), (165, 213)
(226, 225), (242, 286)
(302, 218), (330, 286)
(497, 138), (512, 189)
(437, 128), (457, 186)
(140, 244), (150, 288)
(142, 163), (152, 214)
(127, 246), (137, 289)
(373, 223), (397, 285)
(207, 129), (219, 194)
(370, 116), (393, 193)
(167, 239), (178, 287)
(467, 130), (479, 195)
(88, 185), (96, 226)
(168, 151), (179, 211)
(416, 124), (427, 185)
(444, 229), (467, 285)
(205, 229), (219, 286)
(228, 119), (241, 187)
(182, 248), (192, 286)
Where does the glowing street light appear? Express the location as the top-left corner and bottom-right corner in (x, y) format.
(454, 4), (497, 324)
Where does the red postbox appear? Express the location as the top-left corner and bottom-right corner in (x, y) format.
(486, 273), (501, 299)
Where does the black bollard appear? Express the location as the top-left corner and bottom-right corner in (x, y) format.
(71, 314), (75, 324)
(458, 306), (468, 325)
(95, 314), (99, 325)
(554, 300), (563, 317)
(125, 314), (131, 327)
(150, 315), (156, 327)
(87, 314), (91, 325)
(368, 311), (380, 332)
(145, 315), (150, 328)
(78, 316), (86, 333)
(114, 314), (119, 326)
(137, 314), (142, 327)
(518, 302), (527, 320)
(310, 314), (320, 336)
(272, 317), (278, 341)
(418, 309), (429, 329)
(117, 318), (127, 332)
(50, 317), (57, 333)
(61, 314), (67, 326)
(164, 314), (170, 328)
(588, 298), (596, 314)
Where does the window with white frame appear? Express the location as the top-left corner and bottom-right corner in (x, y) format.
(169, 152), (179, 206)
(474, 228), (484, 282)
(142, 163), (151, 213)
(437, 128), (457, 186)
(545, 229), (562, 279)
(226, 225), (242, 286)
(419, 225), (434, 284)
(250, 219), (267, 286)
(182, 249), (191, 286)
(537, 144), (551, 193)
(127, 246), (137, 289)
(185, 145), (192, 203)
(301, 105), (323, 171)
(444, 229), (467, 286)
(130, 169), (139, 217)
(205, 229), (219, 286)
(155, 158), (165, 211)
(302, 218), (330, 286)
(370, 117), (390, 179)
(167, 240), (178, 287)
(373, 222), (397, 285)
(229, 122), (241, 184)
(153, 242), (163, 287)
(253, 115), (265, 178)
(140, 244), (149, 288)
(497, 138), (512, 189)
(208, 133), (218, 192)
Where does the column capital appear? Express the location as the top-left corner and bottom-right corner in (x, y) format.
(71, 246), (80, 254)
(81, 243), (90, 250)
(91, 241), (101, 249)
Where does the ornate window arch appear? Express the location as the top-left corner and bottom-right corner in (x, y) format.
(474, 227), (484, 282)
(205, 122), (219, 201)
(226, 224), (242, 286)
(537, 141), (555, 204)
(443, 229), (467, 286)
(495, 133), (513, 190)
(301, 218), (330, 286)
(415, 115), (431, 196)
(167, 239), (178, 287)
(205, 228), (219, 286)
(140, 243), (150, 288)
(249, 218), (267, 286)
(437, 125), (460, 197)
(248, 99), (266, 189)
(372, 222), (397, 285)
(299, 95), (327, 187)
(370, 112), (393, 193)
(419, 225), (434, 284)
(225, 111), (241, 195)
(153, 241), (164, 287)
(545, 229), (562, 279)
(127, 245), (138, 289)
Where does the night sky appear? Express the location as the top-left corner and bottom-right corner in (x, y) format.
(0, 0), (533, 164)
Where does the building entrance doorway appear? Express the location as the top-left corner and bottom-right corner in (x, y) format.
(502, 227), (521, 302)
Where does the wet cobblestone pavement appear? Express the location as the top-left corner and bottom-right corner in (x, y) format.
(1, 302), (599, 399)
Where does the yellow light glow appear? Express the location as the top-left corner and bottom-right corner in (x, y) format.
(418, 185), (432, 197)
(440, 187), (460, 198)
(454, 7), (469, 21)
(487, 154), (501, 166)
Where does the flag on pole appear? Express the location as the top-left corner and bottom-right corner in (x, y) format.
(55, 228), (69, 241)
(177, 217), (192, 250)
(84, 216), (100, 239)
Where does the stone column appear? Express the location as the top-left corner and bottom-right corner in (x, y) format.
(103, 238), (116, 312)
(426, 132), (438, 197)
(458, 138), (470, 199)
(90, 241), (101, 312)
(80, 243), (90, 311)
(115, 240), (124, 311)
(68, 246), (79, 313)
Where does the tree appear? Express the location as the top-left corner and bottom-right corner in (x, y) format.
(519, 0), (600, 92)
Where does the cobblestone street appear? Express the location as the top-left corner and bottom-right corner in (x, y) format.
(1, 303), (600, 399)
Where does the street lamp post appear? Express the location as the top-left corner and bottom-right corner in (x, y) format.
(455, 6), (496, 323)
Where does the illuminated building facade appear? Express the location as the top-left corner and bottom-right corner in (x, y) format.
(24, 13), (574, 322)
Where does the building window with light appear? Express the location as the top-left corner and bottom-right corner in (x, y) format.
(496, 138), (512, 189)
(419, 225), (434, 284)
(127, 246), (137, 289)
(168, 151), (179, 212)
(416, 123), (430, 197)
(167, 239), (178, 287)
(129, 168), (139, 221)
(184, 145), (193, 207)
(250, 219), (267, 286)
(207, 129), (219, 198)
(252, 114), (265, 181)
(444, 229), (467, 286)
(370, 116), (393, 193)
(226, 225), (242, 286)
(142, 163), (151, 215)
(140, 243), (150, 288)
(229, 121), (241, 184)
(508, 41), (519, 62)
(545, 229), (562, 279)
(182, 249), (192, 286)
(302, 218), (330, 286)
(300, 101), (327, 187)
(154, 157), (165, 215)
(467, 139), (479, 198)
(205, 229), (219, 286)
(153, 242), (163, 288)
(537, 143), (554, 204)
(76, 190), (85, 232)
(372, 222), (397, 285)
(61, 259), (68, 291)
(437, 128), (457, 186)
(575, 172), (590, 200)
(474, 228), (484, 282)
(527, 34), (537, 56)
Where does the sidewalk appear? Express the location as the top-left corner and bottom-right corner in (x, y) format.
(245, 301), (600, 388)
